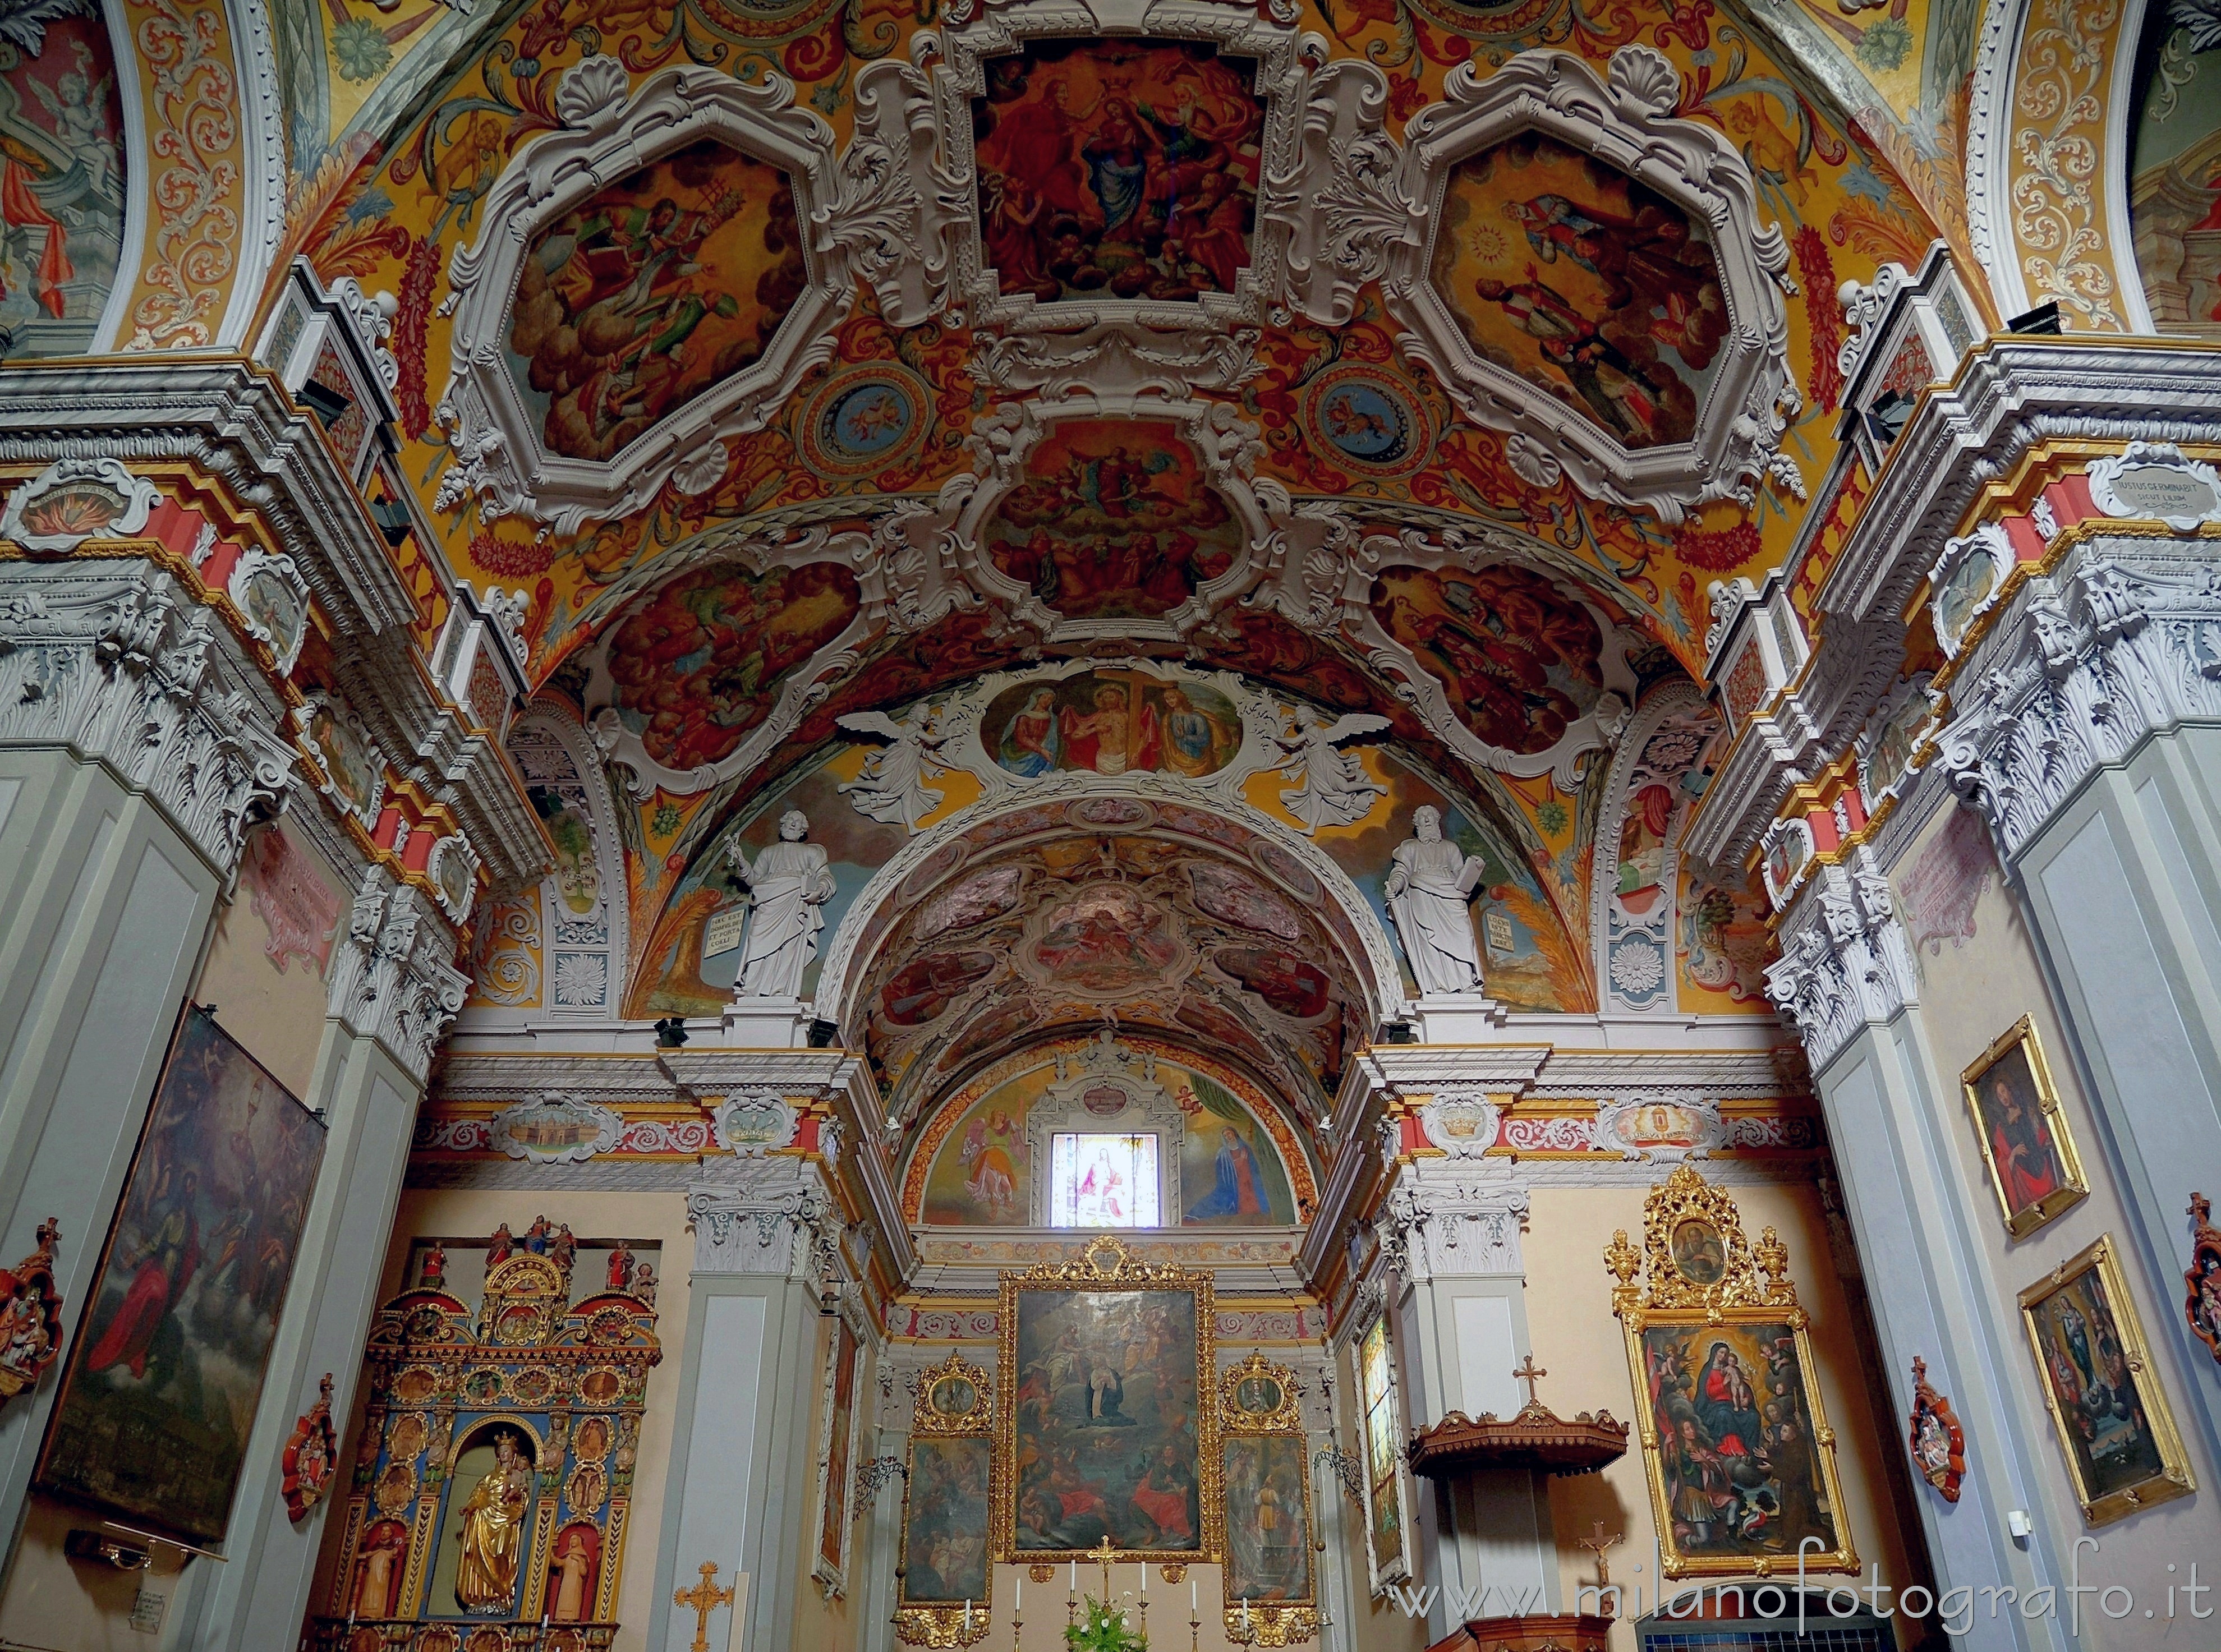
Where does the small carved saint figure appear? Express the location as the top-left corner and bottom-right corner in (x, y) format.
(486, 1223), (516, 1269)
(1385, 806), (1489, 996)
(608, 1243), (636, 1294)
(632, 1262), (659, 1307)
(550, 1525), (596, 1621)
(351, 1520), (408, 1618)
(730, 809), (839, 999)
(417, 1243), (446, 1290)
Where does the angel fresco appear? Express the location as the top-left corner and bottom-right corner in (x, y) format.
(0, 15), (125, 355)
(988, 421), (1242, 620)
(974, 40), (1264, 304)
(509, 138), (806, 462)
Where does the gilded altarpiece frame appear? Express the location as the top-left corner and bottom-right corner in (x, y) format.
(897, 1351), (996, 1648)
(1217, 1354), (1317, 1647)
(996, 1237), (1221, 1566)
(312, 1245), (661, 1651)
(1606, 1166), (1859, 1580)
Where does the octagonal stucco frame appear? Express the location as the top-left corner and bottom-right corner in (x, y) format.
(1385, 44), (1799, 524)
(436, 56), (856, 536)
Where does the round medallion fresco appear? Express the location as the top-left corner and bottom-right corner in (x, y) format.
(799, 365), (929, 478)
(1301, 365), (1431, 476)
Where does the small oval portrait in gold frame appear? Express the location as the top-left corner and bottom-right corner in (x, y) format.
(1671, 1219), (1726, 1285)
(930, 1373), (978, 1418)
(1235, 1373), (1285, 1415)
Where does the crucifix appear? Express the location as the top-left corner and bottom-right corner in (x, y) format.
(674, 1561), (735, 1652)
(1511, 1354), (1547, 1409)
(1091, 1534), (1118, 1602)
(1575, 1521), (1621, 1589)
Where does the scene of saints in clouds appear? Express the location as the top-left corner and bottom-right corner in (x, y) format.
(974, 40), (1264, 303)
(1012, 1289), (1203, 1554)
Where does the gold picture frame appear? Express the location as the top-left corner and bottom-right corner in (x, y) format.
(1217, 1354), (1318, 1647)
(896, 1352), (996, 1647)
(2019, 1235), (2195, 1525)
(995, 1235), (1220, 1565)
(1606, 1166), (1861, 1579)
(1962, 1015), (2089, 1238)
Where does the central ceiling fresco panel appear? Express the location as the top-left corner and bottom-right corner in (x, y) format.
(1431, 132), (1728, 452)
(985, 420), (1241, 620)
(509, 137), (807, 464)
(974, 40), (1265, 303)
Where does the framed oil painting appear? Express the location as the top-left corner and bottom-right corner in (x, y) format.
(1962, 1016), (2087, 1237)
(2020, 1235), (2195, 1525)
(812, 1311), (864, 1597)
(898, 1352), (995, 1645)
(997, 1236), (1216, 1561)
(38, 1005), (327, 1541)
(1606, 1166), (1859, 1579)
(1218, 1354), (1317, 1645)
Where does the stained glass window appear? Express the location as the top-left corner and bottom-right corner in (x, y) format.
(1048, 1133), (1160, 1227)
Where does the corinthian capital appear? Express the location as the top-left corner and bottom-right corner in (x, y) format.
(1762, 847), (1917, 1074)
(327, 867), (469, 1084)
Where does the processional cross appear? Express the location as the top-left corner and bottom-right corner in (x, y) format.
(675, 1561), (735, 1652)
(1512, 1355), (1547, 1409)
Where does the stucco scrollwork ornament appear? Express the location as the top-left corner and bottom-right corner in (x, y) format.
(0, 458), (161, 555)
(931, 1), (1305, 392)
(1387, 44), (1799, 523)
(1416, 1094), (1500, 1158)
(829, 53), (970, 326)
(223, 546), (312, 674)
(1268, 61), (1423, 327)
(2086, 441), (2221, 532)
(436, 57), (854, 535)
(1836, 264), (1911, 381)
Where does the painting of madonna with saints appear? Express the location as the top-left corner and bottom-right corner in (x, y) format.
(1009, 1287), (1207, 1556)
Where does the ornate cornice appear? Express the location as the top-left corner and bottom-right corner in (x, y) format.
(1937, 533), (2221, 862)
(0, 561), (294, 874)
(1689, 343), (2221, 873)
(0, 360), (547, 895)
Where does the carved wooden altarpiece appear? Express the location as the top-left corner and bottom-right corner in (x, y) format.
(310, 1231), (661, 1652)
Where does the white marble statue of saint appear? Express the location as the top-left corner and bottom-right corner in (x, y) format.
(728, 809), (838, 999)
(1385, 805), (1488, 996)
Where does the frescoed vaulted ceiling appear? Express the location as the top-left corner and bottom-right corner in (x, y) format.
(322, 0), (1956, 1142)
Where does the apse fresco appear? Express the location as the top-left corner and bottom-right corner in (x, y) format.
(974, 40), (1264, 302)
(0, 12), (125, 356)
(855, 824), (1370, 1113)
(1431, 132), (1728, 449)
(987, 421), (1242, 619)
(918, 1052), (1298, 1226)
(2129, 3), (2221, 334)
(1368, 565), (1606, 755)
(985, 670), (1242, 778)
(625, 743), (904, 1018)
(602, 560), (861, 770)
(508, 137), (807, 461)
